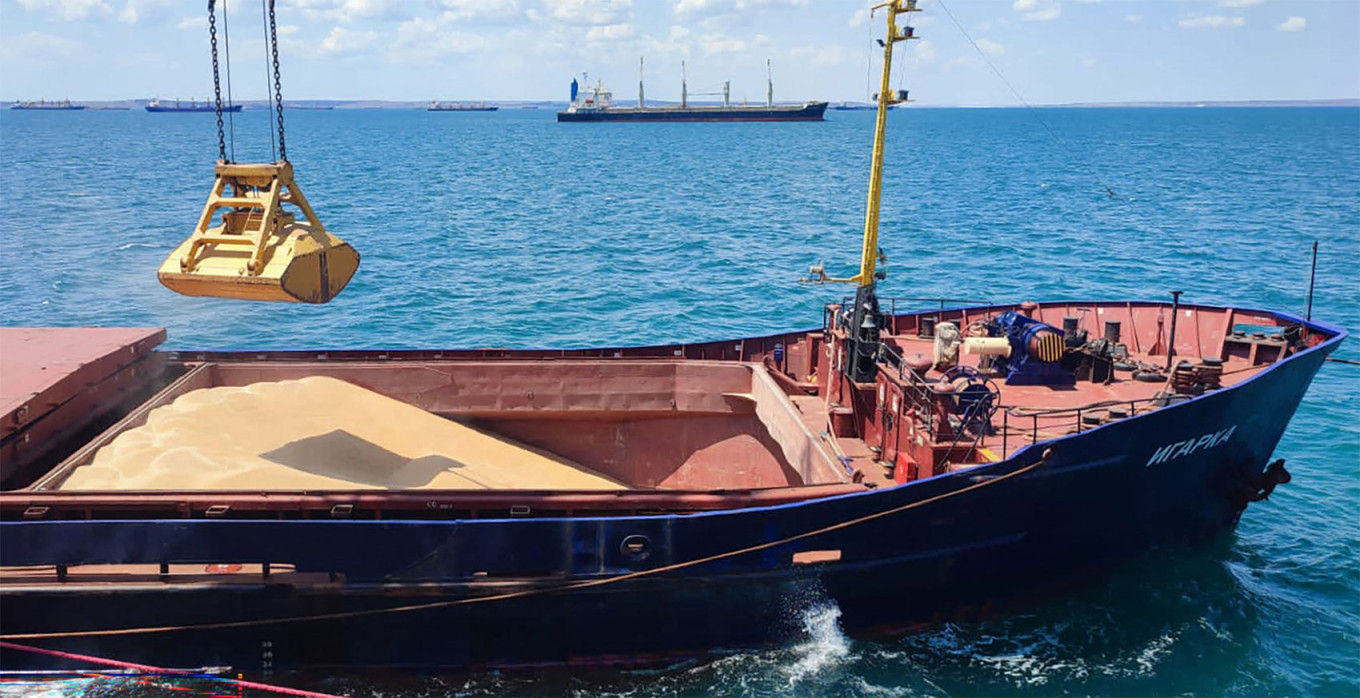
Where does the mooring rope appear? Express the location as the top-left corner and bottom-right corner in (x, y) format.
(0, 458), (1044, 640)
(0, 640), (343, 698)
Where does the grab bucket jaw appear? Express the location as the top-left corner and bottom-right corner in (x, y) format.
(158, 161), (359, 304)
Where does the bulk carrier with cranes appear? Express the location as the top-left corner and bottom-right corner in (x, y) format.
(558, 58), (828, 122)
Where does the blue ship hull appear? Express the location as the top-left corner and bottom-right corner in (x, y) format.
(0, 305), (1343, 671)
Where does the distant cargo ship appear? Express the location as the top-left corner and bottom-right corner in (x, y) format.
(145, 98), (242, 113)
(558, 59), (826, 123)
(10, 100), (85, 111)
(429, 101), (499, 112)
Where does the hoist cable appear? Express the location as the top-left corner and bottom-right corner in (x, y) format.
(268, 0), (287, 162)
(207, 0), (226, 162)
(261, 0), (276, 162)
(222, 0), (235, 162)
(936, 0), (1118, 199)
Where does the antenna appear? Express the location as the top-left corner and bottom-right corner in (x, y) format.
(766, 58), (773, 107)
(639, 56), (645, 108)
(1306, 240), (1318, 321)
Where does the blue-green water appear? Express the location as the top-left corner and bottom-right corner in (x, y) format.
(0, 107), (1356, 696)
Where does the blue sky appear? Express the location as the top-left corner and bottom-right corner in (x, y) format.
(1, 0), (1356, 104)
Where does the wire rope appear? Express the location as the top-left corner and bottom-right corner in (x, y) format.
(936, 0), (1118, 199)
(221, 0), (235, 161)
(261, 0), (276, 162)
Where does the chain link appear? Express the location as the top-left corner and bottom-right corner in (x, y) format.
(268, 0), (286, 162)
(208, 0), (227, 162)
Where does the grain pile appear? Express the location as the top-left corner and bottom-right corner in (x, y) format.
(58, 376), (624, 491)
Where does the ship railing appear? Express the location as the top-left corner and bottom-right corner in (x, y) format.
(997, 394), (1189, 456)
(879, 343), (1189, 463)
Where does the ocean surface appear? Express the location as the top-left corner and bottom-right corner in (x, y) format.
(0, 106), (1357, 697)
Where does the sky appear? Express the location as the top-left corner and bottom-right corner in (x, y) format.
(0, 0), (1357, 105)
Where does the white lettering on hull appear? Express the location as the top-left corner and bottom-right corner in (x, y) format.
(1146, 425), (1237, 467)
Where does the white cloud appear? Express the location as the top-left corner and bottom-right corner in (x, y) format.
(698, 31), (769, 54)
(1179, 15), (1245, 28)
(1013, 0), (1061, 22)
(392, 15), (488, 61)
(16, 0), (111, 21)
(319, 26), (377, 54)
(674, 0), (805, 21)
(284, 0), (406, 23)
(118, 0), (172, 24)
(848, 8), (869, 28)
(585, 23), (633, 42)
(1218, 0), (1263, 7)
(975, 39), (1005, 56)
(437, 0), (524, 23)
(1277, 16), (1306, 31)
(177, 15), (208, 30)
(1124, 14), (1141, 23)
(552, 0), (631, 25)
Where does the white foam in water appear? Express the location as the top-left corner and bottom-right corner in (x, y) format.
(782, 602), (856, 688)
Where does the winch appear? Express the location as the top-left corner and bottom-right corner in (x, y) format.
(985, 311), (1075, 386)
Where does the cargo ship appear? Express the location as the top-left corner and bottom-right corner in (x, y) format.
(429, 101), (499, 112)
(0, 0), (1345, 673)
(557, 59), (827, 123)
(9, 100), (85, 111)
(145, 98), (242, 113)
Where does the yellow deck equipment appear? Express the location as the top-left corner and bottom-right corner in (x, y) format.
(158, 161), (359, 304)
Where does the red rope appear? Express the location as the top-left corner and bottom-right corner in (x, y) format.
(0, 640), (344, 698)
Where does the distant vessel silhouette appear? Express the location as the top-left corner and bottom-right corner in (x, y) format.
(429, 101), (499, 112)
(145, 98), (241, 113)
(10, 100), (85, 111)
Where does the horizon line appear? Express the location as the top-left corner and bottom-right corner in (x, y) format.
(6, 97), (1358, 109)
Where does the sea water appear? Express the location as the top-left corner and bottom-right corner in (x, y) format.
(1, 106), (1356, 696)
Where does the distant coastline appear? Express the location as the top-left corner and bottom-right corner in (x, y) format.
(5, 98), (1357, 111)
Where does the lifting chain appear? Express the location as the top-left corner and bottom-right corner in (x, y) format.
(267, 0), (286, 162)
(208, 0), (227, 162)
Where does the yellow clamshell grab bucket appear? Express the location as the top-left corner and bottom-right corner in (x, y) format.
(158, 161), (359, 304)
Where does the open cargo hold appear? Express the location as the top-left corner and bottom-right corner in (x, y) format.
(14, 340), (854, 515)
(55, 376), (628, 491)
